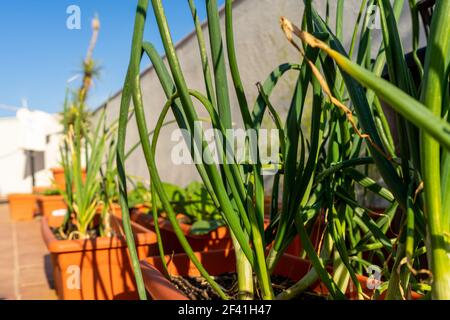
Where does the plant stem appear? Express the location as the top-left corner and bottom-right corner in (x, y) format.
(116, 0), (150, 300)
(231, 233), (254, 300)
(419, 0), (450, 299)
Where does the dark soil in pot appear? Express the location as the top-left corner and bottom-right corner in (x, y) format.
(169, 272), (326, 300)
(50, 212), (118, 240)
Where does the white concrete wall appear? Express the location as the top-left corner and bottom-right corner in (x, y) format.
(0, 117), (61, 196)
(94, 0), (421, 189)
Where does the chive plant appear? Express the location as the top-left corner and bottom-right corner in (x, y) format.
(281, 0), (450, 299)
(117, 0), (417, 301)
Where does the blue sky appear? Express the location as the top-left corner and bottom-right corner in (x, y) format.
(0, 0), (224, 117)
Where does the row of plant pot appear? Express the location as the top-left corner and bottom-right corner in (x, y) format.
(40, 206), (227, 300)
(28, 167), (408, 301)
(39, 200), (423, 300)
(131, 206), (423, 300)
(50, 167), (87, 191)
(37, 197), (297, 300)
(130, 200), (303, 255)
(41, 213), (155, 300)
(7, 191), (66, 222)
(138, 242), (423, 300)
(11, 178), (407, 301)
(6, 167), (85, 222)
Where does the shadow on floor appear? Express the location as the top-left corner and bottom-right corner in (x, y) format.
(44, 254), (55, 289)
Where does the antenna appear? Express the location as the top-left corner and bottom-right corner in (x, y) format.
(21, 98), (29, 109)
(67, 73), (81, 84)
(0, 103), (21, 112)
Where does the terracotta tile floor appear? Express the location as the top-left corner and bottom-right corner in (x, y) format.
(0, 203), (57, 300)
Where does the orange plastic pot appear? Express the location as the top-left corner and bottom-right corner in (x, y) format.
(132, 203), (151, 215)
(41, 215), (159, 300)
(37, 195), (67, 227)
(32, 185), (52, 194)
(7, 193), (37, 221)
(131, 213), (233, 252)
(130, 195), (278, 253)
(132, 213), (274, 253)
(51, 167), (87, 191)
(285, 216), (324, 256)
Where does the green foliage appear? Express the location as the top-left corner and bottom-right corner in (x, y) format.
(183, 181), (223, 223)
(40, 188), (62, 196)
(128, 181), (224, 233)
(118, 0), (449, 300)
(282, 0), (450, 299)
(128, 182), (152, 209)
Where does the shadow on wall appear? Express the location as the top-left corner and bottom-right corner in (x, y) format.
(23, 151), (45, 180)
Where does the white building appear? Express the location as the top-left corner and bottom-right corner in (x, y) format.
(0, 115), (61, 197)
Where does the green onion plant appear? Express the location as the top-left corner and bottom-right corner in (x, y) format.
(117, 0), (449, 300)
(281, 0), (449, 299)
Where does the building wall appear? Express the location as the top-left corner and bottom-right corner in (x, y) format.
(94, 0), (421, 188)
(0, 117), (61, 196)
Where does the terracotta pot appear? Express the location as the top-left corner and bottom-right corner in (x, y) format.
(136, 213), (234, 252)
(51, 167), (87, 191)
(7, 193), (37, 221)
(131, 203), (315, 257)
(37, 195), (67, 227)
(133, 213), (267, 253)
(41, 215), (159, 300)
(131, 198), (278, 253)
(32, 185), (53, 194)
(286, 223), (325, 256)
(140, 250), (422, 300)
(133, 203), (150, 215)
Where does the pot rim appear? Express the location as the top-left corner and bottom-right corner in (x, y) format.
(7, 193), (37, 199)
(37, 194), (65, 201)
(41, 215), (156, 254)
(51, 167), (86, 173)
(134, 213), (229, 240)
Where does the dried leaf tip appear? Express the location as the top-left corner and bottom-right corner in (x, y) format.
(279, 17), (328, 52)
(279, 16), (294, 41)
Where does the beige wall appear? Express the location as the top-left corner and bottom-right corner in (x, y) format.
(94, 0), (420, 188)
